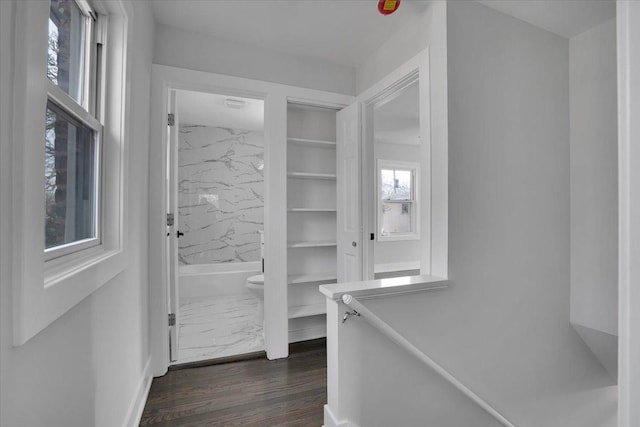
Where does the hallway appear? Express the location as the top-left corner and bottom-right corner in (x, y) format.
(140, 339), (326, 426)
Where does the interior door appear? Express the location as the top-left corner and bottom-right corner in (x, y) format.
(336, 102), (363, 283)
(167, 90), (180, 362)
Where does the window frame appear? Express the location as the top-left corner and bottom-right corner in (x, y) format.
(43, 97), (102, 259)
(377, 159), (420, 242)
(44, 0), (103, 260)
(11, 0), (130, 345)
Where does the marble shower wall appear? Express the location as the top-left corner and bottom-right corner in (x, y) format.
(178, 125), (264, 265)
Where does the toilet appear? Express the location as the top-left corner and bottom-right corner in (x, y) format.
(245, 274), (264, 325)
(245, 230), (265, 325)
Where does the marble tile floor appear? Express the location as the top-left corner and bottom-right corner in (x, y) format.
(176, 294), (264, 364)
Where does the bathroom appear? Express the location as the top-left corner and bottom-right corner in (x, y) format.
(170, 89), (266, 364)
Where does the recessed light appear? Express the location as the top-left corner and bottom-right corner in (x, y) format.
(224, 98), (248, 109)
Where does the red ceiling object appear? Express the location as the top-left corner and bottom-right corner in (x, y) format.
(378, 0), (401, 15)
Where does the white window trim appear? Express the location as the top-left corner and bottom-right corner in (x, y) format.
(11, 0), (130, 345)
(377, 159), (420, 242)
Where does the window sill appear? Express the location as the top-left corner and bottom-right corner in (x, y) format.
(44, 246), (125, 288)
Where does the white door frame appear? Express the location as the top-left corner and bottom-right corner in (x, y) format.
(148, 65), (353, 376)
(356, 48), (448, 280)
(617, 2), (640, 425)
(166, 90), (179, 362)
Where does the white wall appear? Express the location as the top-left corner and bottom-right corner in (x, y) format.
(153, 24), (355, 96)
(330, 2), (617, 425)
(409, 1), (614, 423)
(569, 17), (618, 374)
(356, 1), (447, 96)
(0, 2), (154, 426)
(374, 240), (420, 270)
(177, 125), (264, 265)
(326, 299), (504, 427)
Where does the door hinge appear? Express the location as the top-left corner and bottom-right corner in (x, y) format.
(168, 313), (176, 326)
(166, 213), (174, 226)
(168, 113), (175, 126)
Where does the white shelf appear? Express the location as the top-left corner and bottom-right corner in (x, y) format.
(288, 303), (327, 319)
(287, 172), (336, 180)
(288, 240), (337, 248)
(288, 208), (337, 213)
(286, 102), (337, 339)
(288, 137), (336, 147)
(288, 272), (338, 285)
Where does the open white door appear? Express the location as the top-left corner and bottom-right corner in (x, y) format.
(336, 102), (362, 283)
(166, 90), (180, 362)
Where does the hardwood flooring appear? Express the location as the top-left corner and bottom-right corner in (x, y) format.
(140, 339), (327, 426)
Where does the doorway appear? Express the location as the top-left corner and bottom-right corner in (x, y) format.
(167, 89), (266, 364)
(356, 49), (441, 282)
(336, 49), (446, 284)
(369, 79), (422, 279)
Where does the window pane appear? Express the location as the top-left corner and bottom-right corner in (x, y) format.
(381, 202), (412, 235)
(381, 168), (412, 201)
(45, 102), (97, 249)
(48, 0), (86, 104)
(381, 169), (395, 200)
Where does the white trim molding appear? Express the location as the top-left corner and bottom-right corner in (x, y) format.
(122, 357), (153, 427)
(324, 405), (359, 427)
(617, 1), (640, 425)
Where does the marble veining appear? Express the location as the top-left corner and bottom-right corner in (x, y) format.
(178, 294), (264, 363)
(178, 125), (264, 265)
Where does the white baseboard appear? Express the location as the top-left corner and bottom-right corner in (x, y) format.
(288, 325), (326, 343)
(122, 357), (153, 427)
(324, 405), (358, 427)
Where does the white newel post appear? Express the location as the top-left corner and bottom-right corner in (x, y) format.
(324, 297), (361, 427)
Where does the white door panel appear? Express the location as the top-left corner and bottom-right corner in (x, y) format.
(337, 102), (362, 283)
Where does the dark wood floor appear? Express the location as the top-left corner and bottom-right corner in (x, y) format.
(140, 339), (327, 426)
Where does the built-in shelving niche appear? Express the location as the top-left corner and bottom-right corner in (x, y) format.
(286, 102), (339, 342)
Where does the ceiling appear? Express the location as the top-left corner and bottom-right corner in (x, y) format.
(151, 1), (616, 70)
(150, 0), (430, 68)
(177, 90), (264, 130)
(478, 0), (616, 38)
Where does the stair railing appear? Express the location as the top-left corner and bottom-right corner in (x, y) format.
(341, 294), (516, 427)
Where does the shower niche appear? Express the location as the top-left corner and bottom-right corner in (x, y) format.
(286, 102), (339, 342)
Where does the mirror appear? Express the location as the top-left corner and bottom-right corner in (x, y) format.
(369, 80), (422, 279)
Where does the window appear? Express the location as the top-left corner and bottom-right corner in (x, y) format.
(44, 101), (98, 251)
(11, 0), (129, 345)
(378, 160), (419, 241)
(45, 0), (102, 259)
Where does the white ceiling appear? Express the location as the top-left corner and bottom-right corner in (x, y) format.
(151, 1), (616, 70)
(177, 90), (264, 130)
(150, 0), (430, 68)
(478, 0), (616, 39)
